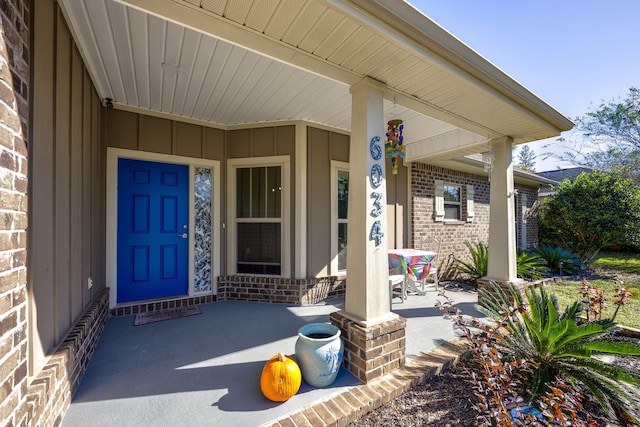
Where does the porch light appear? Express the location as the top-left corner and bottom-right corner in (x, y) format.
(385, 119), (405, 175)
(482, 149), (495, 182)
(482, 150), (495, 173)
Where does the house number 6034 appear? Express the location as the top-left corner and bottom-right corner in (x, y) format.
(369, 136), (384, 246)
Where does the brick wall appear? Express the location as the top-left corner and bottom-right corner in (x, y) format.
(111, 293), (216, 317)
(515, 186), (540, 249)
(23, 289), (109, 426)
(411, 163), (491, 268)
(0, 2), (110, 425)
(0, 0), (30, 424)
(218, 275), (346, 305)
(411, 163), (542, 274)
(109, 276), (345, 316)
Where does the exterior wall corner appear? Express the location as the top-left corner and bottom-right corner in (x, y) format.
(1, 0), (31, 424)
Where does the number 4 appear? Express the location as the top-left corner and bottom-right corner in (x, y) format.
(370, 221), (384, 246)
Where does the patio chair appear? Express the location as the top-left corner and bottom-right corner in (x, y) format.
(389, 274), (405, 307)
(419, 237), (440, 291)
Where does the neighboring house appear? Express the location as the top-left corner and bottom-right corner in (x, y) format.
(0, 1), (573, 425)
(537, 167), (593, 198)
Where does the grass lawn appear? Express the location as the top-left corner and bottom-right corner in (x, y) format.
(592, 251), (640, 274)
(542, 251), (640, 330)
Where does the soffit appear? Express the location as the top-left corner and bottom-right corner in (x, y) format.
(427, 157), (557, 187)
(58, 0), (572, 159)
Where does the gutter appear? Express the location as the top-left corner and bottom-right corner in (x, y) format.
(447, 156), (560, 186)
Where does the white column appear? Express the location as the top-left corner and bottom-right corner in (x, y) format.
(345, 77), (394, 324)
(487, 137), (518, 282)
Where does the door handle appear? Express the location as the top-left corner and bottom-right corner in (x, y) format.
(177, 233), (188, 239)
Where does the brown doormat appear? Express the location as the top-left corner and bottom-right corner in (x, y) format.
(133, 305), (201, 326)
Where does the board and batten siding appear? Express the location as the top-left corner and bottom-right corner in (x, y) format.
(103, 110), (227, 161)
(386, 156), (409, 250)
(306, 127), (349, 277)
(104, 111), (299, 276)
(30, 3), (105, 375)
(306, 126), (410, 277)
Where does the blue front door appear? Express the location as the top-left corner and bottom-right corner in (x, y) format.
(117, 158), (189, 302)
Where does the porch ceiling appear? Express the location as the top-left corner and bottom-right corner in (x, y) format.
(59, 0), (572, 160)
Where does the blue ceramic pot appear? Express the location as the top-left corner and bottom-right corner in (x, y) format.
(295, 323), (344, 387)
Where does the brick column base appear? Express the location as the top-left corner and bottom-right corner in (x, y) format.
(329, 311), (406, 383)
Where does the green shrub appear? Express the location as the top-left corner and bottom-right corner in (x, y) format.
(449, 241), (488, 287)
(516, 250), (548, 280)
(480, 283), (640, 424)
(531, 244), (582, 275)
(437, 291), (601, 426)
(450, 242), (552, 284)
(539, 170), (640, 263)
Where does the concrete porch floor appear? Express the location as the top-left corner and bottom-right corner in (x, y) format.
(61, 286), (480, 427)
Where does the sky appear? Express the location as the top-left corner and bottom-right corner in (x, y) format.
(407, 0), (640, 171)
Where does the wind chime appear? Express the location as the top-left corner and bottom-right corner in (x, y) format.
(385, 119), (405, 174)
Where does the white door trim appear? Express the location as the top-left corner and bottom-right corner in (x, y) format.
(106, 147), (221, 308)
(330, 160), (349, 275)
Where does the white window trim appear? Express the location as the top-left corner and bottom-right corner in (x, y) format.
(466, 184), (475, 222)
(520, 193), (528, 249)
(227, 156), (291, 277)
(443, 182), (462, 221)
(436, 180), (471, 222)
(106, 147), (221, 310)
(434, 179), (445, 222)
(330, 161), (349, 275)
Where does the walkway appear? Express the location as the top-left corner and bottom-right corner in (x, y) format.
(61, 286), (479, 426)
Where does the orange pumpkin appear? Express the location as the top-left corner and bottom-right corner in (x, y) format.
(260, 353), (302, 402)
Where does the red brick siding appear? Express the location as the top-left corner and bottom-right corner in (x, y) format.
(1, 2), (112, 425)
(411, 163), (541, 271)
(111, 294), (217, 317)
(218, 275), (346, 305)
(411, 163), (491, 266)
(24, 289), (109, 426)
(0, 0), (29, 425)
(330, 311), (406, 383)
(515, 186), (540, 249)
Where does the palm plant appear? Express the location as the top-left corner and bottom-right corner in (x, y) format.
(450, 242), (551, 285)
(479, 283), (640, 424)
(531, 244), (582, 275)
(450, 241), (488, 287)
(516, 250), (548, 280)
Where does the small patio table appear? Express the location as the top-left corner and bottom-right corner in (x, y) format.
(388, 248), (437, 296)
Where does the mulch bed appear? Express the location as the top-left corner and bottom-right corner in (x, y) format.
(350, 269), (640, 426)
(349, 335), (640, 427)
(348, 358), (482, 427)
